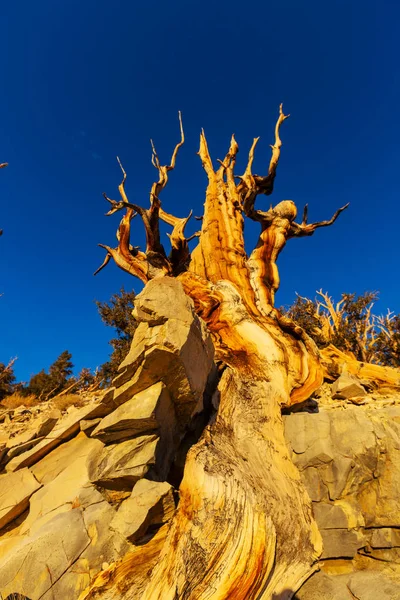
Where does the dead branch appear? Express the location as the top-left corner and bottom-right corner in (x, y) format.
(0, 357), (17, 382)
(289, 203), (349, 237)
(96, 114), (185, 280)
(159, 208), (193, 275)
(239, 104), (289, 220)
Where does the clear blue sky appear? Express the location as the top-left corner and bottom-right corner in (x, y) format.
(1, 0), (399, 382)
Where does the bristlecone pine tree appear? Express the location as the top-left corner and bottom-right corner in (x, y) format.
(95, 107), (349, 599)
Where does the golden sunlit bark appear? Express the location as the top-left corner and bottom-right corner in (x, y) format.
(94, 107), (348, 599)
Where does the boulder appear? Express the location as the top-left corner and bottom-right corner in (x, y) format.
(30, 431), (104, 485)
(285, 405), (400, 565)
(87, 434), (159, 489)
(332, 373), (366, 400)
(369, 527), (400, 548)
(91, 382), (175, 444)
(0, 468), (42, 530)
(0, 509), (91, 599)
(111, 479), (175, 542)
(109, 278), (214, 427)
(347, 571), (400, 600)
(5, 403), (110, 472)
(295, 571), (400, 600)
(20, 437), (104, 535)
(320, 528), (364, 559)
(80, 417), (102, 433)
(295, 572), (353, 599)
(312, 502), (349, 529)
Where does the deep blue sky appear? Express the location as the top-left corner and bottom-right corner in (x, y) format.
(1, 0), (399, 382)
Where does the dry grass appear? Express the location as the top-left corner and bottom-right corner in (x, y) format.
(1, 392), (40, 409)
(51, 393), (87, 412)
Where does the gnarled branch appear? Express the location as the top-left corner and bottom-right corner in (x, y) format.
(239, 104), (289, 221)
(289, 203), (349, 237)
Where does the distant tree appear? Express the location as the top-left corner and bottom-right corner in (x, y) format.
(26, 351), (74, 399)
(48, 350), (74, 391)
(76, 367), (96, 390)
(96, 288), (137, 384)
(282, 290), (400, 366)
(375, 312), (400, 368)
(0, 358), (17, 401)
(26, 369), (53, 399)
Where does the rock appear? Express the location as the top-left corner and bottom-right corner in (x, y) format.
(312, 502), (349, 529)
(0, 509), (90, 599)
(132, 277), (196, 324)
(20, 437), (104, 535)
(332, 373), (366, 400)
(30, 431), (104, 485)
(87, 434), (159, 489)
(295, 571), (353, 599)
(111, 278), (214, 427)
(91, 382), (175, 444)
(347, 571), (400, 600)
(349, 396), (368, 405)
(111, 479), (175, 542)
(284, 407), (378, 501)
(80, 417), (102, 433)
(5, 403), (111, 472)
(369, 527), (400, 548)
(1, 410), (60, 463)
(0, 468), (42, 531)
(357, 406), (400, 527)
(320, 528), (364, 559)
(80, 500), (130, 571)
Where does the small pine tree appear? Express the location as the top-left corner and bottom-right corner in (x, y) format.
(26, 369), (53, 399)
(96, 288), (137, 384)
(26, 351), (74, 399)
(76, 367), (95, 390)
(48, 350), (74, 390)
(0, 359), (17, 401)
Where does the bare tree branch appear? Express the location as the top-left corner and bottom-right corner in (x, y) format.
(239, 104), (289, 221)
(289, 203), (349, 237)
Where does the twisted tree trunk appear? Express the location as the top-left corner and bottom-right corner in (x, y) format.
(94, 106), (348, 598)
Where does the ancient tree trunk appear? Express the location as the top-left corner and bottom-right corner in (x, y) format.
(95, 107), (348, 598)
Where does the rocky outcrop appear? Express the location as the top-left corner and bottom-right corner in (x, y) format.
(0, 468), (41, 530)
(285, 398), (400, 598)
(0, 278), (215, 600)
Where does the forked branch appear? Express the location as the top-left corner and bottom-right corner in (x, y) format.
(289, 203), (349, 237)
(96, 114), (186, 280)
(239, 104), (290, 220)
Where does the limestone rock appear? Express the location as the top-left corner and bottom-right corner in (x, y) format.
(312, 502), (349, 529)
(295, 572), (353, 600)
(285, 405), (400, 563)
(5, 403), (110, 472)
(369, 527), (400, 548)
(347, 571), (400, 600)
(320, 528), (364, 559)
(332, 373), (366, 400)
(132, 277), (196, 324)
(80, 417), (102, 433)
(91, 382), (175, 444)
(31, 431), (104, 485)
(111, 278), (215, 427)
(111, 479), (175, 542)
(20, 437), (104, 535)
(0, 468), (42, 530)
(87, 434), (159, 489)
(0, 509), (90, 599)
(295, 571), (400, 600)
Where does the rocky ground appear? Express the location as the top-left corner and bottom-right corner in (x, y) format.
(1, 279), (400, 599)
